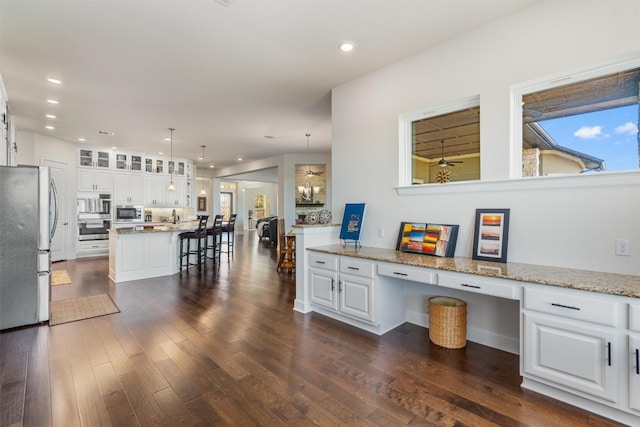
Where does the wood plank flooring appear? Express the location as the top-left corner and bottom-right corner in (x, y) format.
(0, 232), (626, 426)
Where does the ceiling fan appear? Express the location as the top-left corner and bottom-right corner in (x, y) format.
(438, 140), (463, 167)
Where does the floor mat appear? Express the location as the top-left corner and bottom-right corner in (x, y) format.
(49, 294), (119, 326)
(51, 270), (72, 285)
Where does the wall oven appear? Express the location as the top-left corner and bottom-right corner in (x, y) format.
(77, 216), (111, 241)
(115, 205), (143, 223)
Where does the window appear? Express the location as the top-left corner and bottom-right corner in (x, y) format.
(519, 63), (639, 177)
(401, 96), (480, 185)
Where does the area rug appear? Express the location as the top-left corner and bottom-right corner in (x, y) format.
(49, 294), (119, 326)
(51, 270), (72, 286)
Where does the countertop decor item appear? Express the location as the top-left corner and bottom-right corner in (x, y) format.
(306, 211), (319, 224)
(472, 208), (510, 263)
(396, 222), (459, 257)
(318, 209), (332, 224)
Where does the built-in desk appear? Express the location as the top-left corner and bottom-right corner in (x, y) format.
(293, 233), (640, 425)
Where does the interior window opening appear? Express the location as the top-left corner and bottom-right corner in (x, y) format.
(522, 67), (639, 177)
(411, 104), (480, 185)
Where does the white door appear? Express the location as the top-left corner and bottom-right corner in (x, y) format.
(42, 158), (69, 261)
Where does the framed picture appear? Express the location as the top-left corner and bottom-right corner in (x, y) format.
(396, 222), (459, 257)
(472, 209), (510, 263)
(197, 196), (207, 212)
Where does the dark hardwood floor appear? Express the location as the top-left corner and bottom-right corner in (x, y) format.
(0, 232), (625, 426)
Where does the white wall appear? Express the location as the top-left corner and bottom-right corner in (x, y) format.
(330, 0), (640, 349)
(332, 0), (640, 276)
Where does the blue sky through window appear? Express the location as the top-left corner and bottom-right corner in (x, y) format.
(538, 104), (639, 171)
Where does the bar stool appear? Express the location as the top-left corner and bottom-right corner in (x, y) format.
(205, 214), (224, 264)
(179, 215), (209, 271)
(221, 213), (237, 256)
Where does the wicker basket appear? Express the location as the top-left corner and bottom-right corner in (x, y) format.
(428, 296), (467, 349)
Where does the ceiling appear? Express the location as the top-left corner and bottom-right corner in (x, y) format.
(0, 0), (538, 168)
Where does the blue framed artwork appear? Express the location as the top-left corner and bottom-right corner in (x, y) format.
(339, 203), (366, 242)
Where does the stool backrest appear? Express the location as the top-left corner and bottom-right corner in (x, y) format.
(196, 215), (209, 236)
(227, 213), (237, 230)
(212, 214), (224, 231)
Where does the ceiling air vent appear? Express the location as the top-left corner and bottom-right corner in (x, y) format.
(97, 130), (115, 136)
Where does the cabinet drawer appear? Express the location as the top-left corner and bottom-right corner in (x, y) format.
(438, 273), (521, 300)
(630, 303), (640, 332)
(78, 240), (108, 251)
(524, 286), (623, 327)
(308, 252), (338, 271)
(340, 258), (375, 278)
(377, 262), (437, 285)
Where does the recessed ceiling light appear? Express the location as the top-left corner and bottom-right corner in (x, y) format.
(339, 42), (355, 52)
(45, 125), (55, 130)
(77, 137), (86, 142)
(46, 114), (56, 119)
(111, 146), (117, 150)
(158, 152), (164, 155)
(47, 99), (59, 104)
(209, 165), (214, 168)
(47, 78), (62, 85)
(164, 137), (171, 141)
(237, 157), (243, 161)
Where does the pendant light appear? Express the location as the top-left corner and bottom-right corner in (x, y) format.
(200, 145), (207, 196)
(167, 127), (176, 191)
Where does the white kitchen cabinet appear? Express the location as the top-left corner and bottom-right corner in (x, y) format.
(144, 174), (168, 206)
(78, 148), (111, 169)
(166, 176), (187, 206)
(523, 311), (619, 402)
(77, 240), (109, 257)
(168, 159), (187, 176)
(114, 171), (144, 204)
(309, 252), (374, 324)
(77, 168), (112, 192)
(144, 156), (166, 174)
(630, 335), (640, 413)
(115, 152), (143, 172)
(307, 252), (405, 332)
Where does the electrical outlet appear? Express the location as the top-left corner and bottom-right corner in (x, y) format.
(615, 239), (630, 256)
(378, 228), (385, 238)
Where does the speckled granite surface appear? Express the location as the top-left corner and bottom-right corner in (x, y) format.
(308, 245), (640, 299)
(111, 221), (199, 235)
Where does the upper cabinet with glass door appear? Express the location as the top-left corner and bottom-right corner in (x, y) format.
(144, 156), (165, 174)
(78, 147), (111, 169)
(168, 160), (186, 176)
(114, 151), (143, 172)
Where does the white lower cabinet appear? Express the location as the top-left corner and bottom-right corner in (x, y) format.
(77, 240), (109, 257)
(308, 252), (404, 334)
(522, 285), (639, 424)
(523, 311), (618, 402)
(629, 334), (640, 413)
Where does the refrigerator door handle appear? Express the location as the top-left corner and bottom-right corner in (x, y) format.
(50, 179), (59, 241)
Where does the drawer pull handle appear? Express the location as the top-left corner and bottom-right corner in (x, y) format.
(347, 266), (360, 271)
(315, 261), (326, 264)
(635, 349), (639, 375)
(338, 281), (342, 293)
(607, 342), (612, 367)
(551, 303), (580, 311)
(331, 278), (334, 292)
(461, 283), (481, 289)
(393, 272), (408, 276)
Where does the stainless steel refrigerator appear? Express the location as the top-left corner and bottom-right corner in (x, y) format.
(0, 165), (58, 330)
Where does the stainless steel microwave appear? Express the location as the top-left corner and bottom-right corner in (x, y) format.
(115, 205), (143, 222)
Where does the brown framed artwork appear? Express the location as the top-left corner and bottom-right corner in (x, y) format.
(472, 208), (510, 263)
(197, 196), (206, 212)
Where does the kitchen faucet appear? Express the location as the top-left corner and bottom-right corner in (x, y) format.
(172, 209), (177, 224)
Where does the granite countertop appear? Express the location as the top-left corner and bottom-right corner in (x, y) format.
(111, 221), (199, 235)
(308, 245), (640, 299)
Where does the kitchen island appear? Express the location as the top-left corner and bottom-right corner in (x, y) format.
(108, 221), (200, 283)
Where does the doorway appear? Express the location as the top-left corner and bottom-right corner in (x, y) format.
(220, 192), (233, 220)
(41, 157), (69, 261)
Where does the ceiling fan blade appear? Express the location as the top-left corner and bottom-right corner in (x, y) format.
(446, 162), (457, 167)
